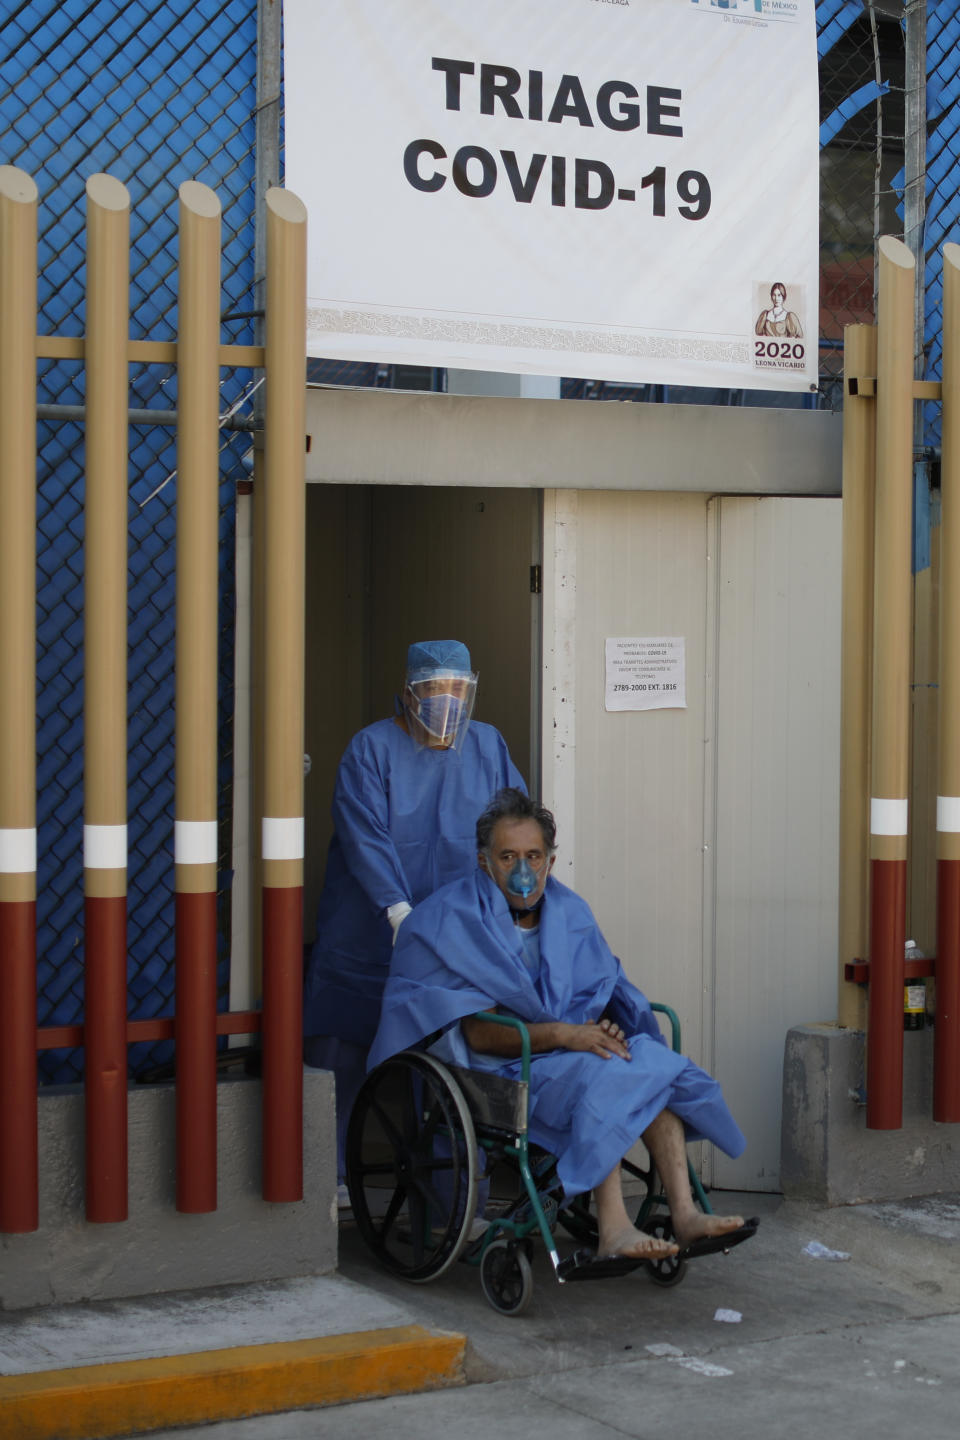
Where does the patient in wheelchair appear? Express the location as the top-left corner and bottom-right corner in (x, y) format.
(367, 787), (754, 1262)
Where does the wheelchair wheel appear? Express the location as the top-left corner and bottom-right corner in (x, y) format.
(642, 1214), (687, 1287)
(480, 1238), (534, 1316)
(345, 1051), (479, 1283)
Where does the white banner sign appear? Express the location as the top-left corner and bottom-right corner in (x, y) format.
(605, 636), (686, 711)
(285, 0), (819, 391)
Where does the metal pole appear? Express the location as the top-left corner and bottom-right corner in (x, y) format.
(255, 0), (282, 324)
(174, 182), (222, 1212)
(935, 242), (960, 1123)
(903, 0), (927, 386)
(230, 0), (282, 1018)
(261, 187), (307, 1202)
(838, 324), (877, 1032)
(867, 237), (916, 1131)
(0, 165), (39, 1234)
(251, 440), (266, 1004)
(83, 173), (131, 1219)
(35, 404), (254, 431)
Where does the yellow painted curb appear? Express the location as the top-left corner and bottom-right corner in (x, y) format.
(0, 1323), (466, 1440)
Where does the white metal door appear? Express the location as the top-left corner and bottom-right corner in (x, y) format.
(542, 489), (713, 1067)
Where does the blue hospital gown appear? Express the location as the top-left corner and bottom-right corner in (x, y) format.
(303, 717), (525, 1048)
(369, 869), (746, 1199)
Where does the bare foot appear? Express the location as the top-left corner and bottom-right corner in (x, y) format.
(673, 1213), (745, 1249)
(596, 1223), (680, 1260)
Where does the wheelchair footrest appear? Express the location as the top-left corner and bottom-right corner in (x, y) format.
(676, 1216), (760, 1260)
(557, 1247), (647, 1282)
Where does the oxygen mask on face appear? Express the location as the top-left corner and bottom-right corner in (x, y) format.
(505, 856), (539, 899)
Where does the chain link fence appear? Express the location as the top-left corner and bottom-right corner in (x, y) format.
(1, 0), (955, 1082)
(818, 1), (907, 410)
(2, 0), (258, 1082)
(920, 0), (960, 448)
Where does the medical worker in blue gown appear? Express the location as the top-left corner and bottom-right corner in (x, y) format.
(304, 641), (526, 1188)
(369, 787), (754, 1261)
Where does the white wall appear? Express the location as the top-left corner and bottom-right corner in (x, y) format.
(711, 497), (842, 1189)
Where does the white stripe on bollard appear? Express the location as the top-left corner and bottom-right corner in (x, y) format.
(937, 795), (960, 833)
(870, 797), (909, 836)
(174, 819), (219, 865)
(0, 827), (37, 873)
(261, 816), (304, 861)
(83, 823), (127, 869)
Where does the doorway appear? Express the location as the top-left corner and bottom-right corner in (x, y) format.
(303, 483), (541, 937)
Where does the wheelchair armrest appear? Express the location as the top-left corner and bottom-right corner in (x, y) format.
(650, 1001), (682, 1054)
(474, 1006), (682, 1071)
(474, 1010), (532, 1083)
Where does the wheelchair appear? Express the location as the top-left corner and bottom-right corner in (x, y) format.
(345, 1004), (737, 1317)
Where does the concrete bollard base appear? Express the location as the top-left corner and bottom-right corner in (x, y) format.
(781, 1022), (960, 1204)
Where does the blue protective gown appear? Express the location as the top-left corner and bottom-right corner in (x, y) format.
(368, 869), (746, 1199)
(303, 717), (525, 1049)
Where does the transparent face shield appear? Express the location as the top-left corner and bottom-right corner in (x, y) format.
(403, 669), (478, 750)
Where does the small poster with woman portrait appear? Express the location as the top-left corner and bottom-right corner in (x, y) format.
(752, 280), (808, 378)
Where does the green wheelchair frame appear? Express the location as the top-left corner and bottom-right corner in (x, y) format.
(345, 1003), (714, 1316)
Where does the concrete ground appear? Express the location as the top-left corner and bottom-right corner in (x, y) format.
(5, 1188), (959, 1439)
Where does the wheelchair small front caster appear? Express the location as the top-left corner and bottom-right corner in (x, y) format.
(480, 1238), (534, 1316)
(642, 1215), (687, 1288)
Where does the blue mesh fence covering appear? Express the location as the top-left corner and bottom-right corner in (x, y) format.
(817, 1), (906, 411)
(1, 0), (259, 1082)
(918, 0), (960, 448)
(0, 0), (950, 1085)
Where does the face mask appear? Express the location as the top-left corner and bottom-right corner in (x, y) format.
(415, 692), (467, 740)
(505, 857), (539, 899)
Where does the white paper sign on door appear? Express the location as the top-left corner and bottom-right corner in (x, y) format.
(605, 637), (686, 712)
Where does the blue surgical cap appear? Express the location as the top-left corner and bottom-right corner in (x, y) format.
(406, 639), (472, 674)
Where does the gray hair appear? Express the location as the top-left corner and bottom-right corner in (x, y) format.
(476, 787), (557, 854)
